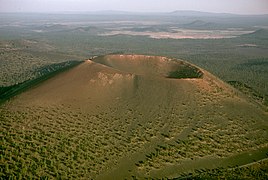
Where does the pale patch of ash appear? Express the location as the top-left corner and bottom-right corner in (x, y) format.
(92, 72), (134, 86)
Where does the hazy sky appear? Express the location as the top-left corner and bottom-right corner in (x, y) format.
(0, 0), (268, 14)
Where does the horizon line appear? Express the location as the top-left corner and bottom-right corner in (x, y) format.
(0, 10), (268, 16)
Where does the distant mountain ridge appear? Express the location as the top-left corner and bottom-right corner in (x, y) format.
(90, 10), (229, 16)
(169, 10), (234, 16)
(89, 10), (268, 17)
(183, 20), (221, 29)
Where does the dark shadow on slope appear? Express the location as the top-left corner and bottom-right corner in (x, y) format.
(0, 61), (83, 105)
(167, 63), (203, 79)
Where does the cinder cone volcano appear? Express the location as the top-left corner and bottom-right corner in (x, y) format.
(1, 55), (267, 179)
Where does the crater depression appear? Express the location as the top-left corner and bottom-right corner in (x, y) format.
(93, 55), (203, 79)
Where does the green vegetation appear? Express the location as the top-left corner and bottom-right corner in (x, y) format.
(177, 159), (268, 179)
(228, 81), (268, 107)
(1, 90), (267, 178)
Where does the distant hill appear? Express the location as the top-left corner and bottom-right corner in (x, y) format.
(36, 24), (70, 32)
(182, 20), (222, 30)
(169, 10), (233, 17)
(241, 29), (268, 39)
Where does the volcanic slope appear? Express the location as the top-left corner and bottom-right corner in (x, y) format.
(1, 55), (268, 179)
